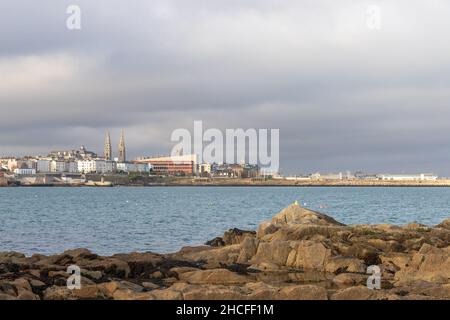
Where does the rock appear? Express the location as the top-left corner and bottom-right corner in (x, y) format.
(182, 285), (248, 300)
(149, 288), (183, 300)
(0, 251), (29, 271)
(74, 285), (110, 300)
(100, 280), (143, 297)
(113, 252), (164, 278)
(343, 243), (381, 265)
(395, 244), (450, 284)
(379, 253), (411, 271)
(63, 248), (98, 260)
(256, 221), (280, 238)
(245, 282), (278, 299)
(81, 269), (103, 280)
(29, 279), (47, 290)
(367, 239), (404, 252)
(330, 286), (376, 300)
(0, 293), (16, 300)
(206, 229), (256, 247)
(170, 267), (201, 276)
(174, 244), (242, 268)
(42, 286), (73, 300)
(111, 289), (154, 300)
(0, 251), (26, 259)
(436, 218), (450, 230)
(237, 237), (259, 264)
(278, 285), (328, 300)
(179, 269), (250, 285)
(151, 271), (164, 279)
(325, 257), (366, 274)
(393, 281), (450, 299)
(81, 257), (131, 278)
(248, 262), (282, 272)
(251, 241), (291, 269)
(270, 203), (345, 226)
(43, 285), (110, 300)
(142, 282), (160, 290)
(333, 273), (367, 286)
(115, 281), (143, 292)
(12, 278), (32, 293)
(403, 223), (429, 231)
(0, 281), (17, 297)
(17, 291), (40, 300)
(2, 204), (450, 300)
(205, 237), (225, 247)
(222, 228), (256, 245)
(285, 241), (331, 271)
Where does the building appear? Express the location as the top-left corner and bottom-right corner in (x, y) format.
(14, 168), (36, 175)
(118, 129), (126, 162)
(0, 158), (10, 171)
(104, 131), (112, 160)
(66, 161), (78, 173)
(116, 162), (151, 173)
(377, 173), (438, 181)
(36, 159), (51, 173)
(197, 163), (212, 176)
(7, 158), (36, 172)
(210, 163), (259, 178)
(50, 160), (67, 173)
(49, 145), (97, 160)
(285, 176), (312, 181)
(310, 172), (343, 180)
(77, 160), (115, 174)
(135, 154), (197, 175)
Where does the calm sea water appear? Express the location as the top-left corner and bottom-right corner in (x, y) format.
(1, 187), (450, 256)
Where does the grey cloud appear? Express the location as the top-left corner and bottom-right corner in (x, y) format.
(1, 0), (450, 174)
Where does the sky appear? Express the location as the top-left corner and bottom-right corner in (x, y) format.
(1, 0), (450, 175)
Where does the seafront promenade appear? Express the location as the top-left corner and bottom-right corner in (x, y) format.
(2, 175), (450, 187)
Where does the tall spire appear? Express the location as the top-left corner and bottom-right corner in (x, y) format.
(118, 129), (126, 162)
(104, 130), (112, 160)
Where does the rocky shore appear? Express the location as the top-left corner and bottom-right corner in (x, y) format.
(1, 203), (450, 300)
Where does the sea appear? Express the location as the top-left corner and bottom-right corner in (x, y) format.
(1, 186), (449, 256)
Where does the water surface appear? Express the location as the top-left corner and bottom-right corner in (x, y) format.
(1, 186), (449, 255)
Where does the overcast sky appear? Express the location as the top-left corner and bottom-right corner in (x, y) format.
(1, 0), (450, 174)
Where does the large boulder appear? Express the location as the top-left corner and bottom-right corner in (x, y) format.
(270, 203), (345, 227)
(206, 228), (256, 247)
(394, 244), (450, 285)
(287, 241), (332, 270)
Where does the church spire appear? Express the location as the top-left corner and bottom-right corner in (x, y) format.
(104, 130), (112, 160)
(118, 129), (126, 162)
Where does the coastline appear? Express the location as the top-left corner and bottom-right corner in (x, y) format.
(2, 176), (450, 187)
(1, 203), (450, 300)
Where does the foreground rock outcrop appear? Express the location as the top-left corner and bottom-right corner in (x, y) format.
(1, 203), (450, 300)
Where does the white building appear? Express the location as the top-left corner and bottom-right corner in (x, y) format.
(77, 160), (116, 174)
(8, 159), (36, 171)
(77, 160), (96, 173)
(377, 173), (438, 181)
(14, 168), (36, 175)
(66, 161), (78, 173)
(116, 162), (151, 173)
(51, 160), (66, 173)
(36, 159), (51, 173)
(197, 163), (212, 175)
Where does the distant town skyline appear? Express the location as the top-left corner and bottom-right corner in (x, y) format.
(1, 1), (450, 174)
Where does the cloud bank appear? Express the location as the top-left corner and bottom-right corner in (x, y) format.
(1, 0), (450, 174)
